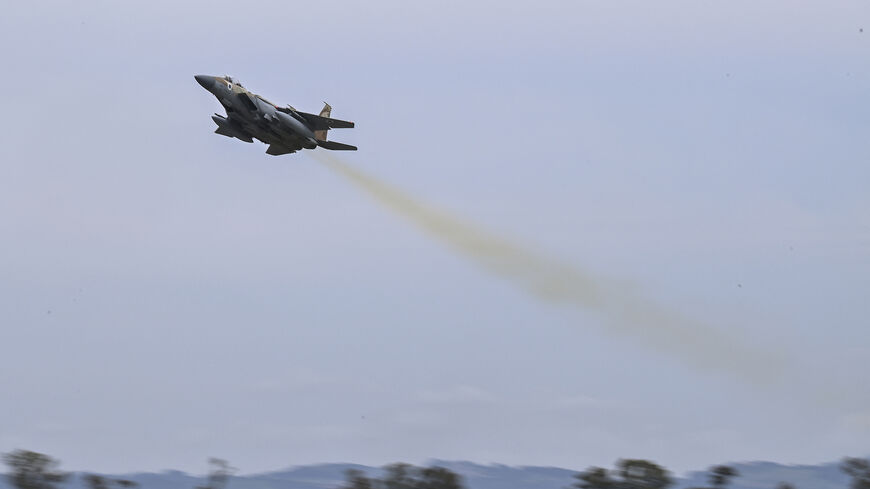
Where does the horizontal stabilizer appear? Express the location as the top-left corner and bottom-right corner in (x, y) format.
(297, 112), (355, 130)
(317, 140), (357, 151)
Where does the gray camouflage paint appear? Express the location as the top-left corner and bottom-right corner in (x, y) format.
(194, 74), (356, 156)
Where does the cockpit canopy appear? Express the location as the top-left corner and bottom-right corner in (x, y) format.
(223, 75), (243, 87)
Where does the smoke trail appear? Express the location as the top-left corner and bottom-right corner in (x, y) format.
(312, 151), (785, 383)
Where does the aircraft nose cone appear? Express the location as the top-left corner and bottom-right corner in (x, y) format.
(194, 74), (215, 90)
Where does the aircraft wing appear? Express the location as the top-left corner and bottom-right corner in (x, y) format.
(295, 112), (355, 130)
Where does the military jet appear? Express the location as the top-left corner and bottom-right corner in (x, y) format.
(195, 74), (356, 155)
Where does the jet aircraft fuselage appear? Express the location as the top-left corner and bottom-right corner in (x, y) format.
(195, 74), (356, 156)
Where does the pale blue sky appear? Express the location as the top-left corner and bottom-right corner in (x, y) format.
(1, 0), (868, 476)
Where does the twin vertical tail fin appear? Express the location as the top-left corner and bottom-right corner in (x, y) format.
(302, 101), (356, 150)
(319, 102), (332, 118)
(313, 102), (332, 141)
(312, 101), (356, 150)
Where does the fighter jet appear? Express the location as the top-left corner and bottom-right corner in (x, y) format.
(195, 74), (356, 155)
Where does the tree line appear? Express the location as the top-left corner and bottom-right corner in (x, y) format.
(3, 449), (870, 489)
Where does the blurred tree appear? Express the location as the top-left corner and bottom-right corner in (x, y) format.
(84, 475), (109, 489)
(708, 465), (739, 488)
(574, 460), (672, 489)
(369, 464), (464, 489)
(775, 483), (795, 489)
(84, 474), (137, 489)
(416, 466), (464, 489)
(196, 458), (235, 489)
(573, 467), (617, 489)
(3, 450), (68, 489)
(382, 463), (416, 489)
(616, 459), (673, 489)
(341, 469), (374, 489)
(842, 458), (870, 489)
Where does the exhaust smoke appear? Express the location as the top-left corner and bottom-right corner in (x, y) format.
(312, 151), (785, 384)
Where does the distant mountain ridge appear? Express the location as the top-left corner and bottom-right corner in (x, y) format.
(0, 459), (856, 489)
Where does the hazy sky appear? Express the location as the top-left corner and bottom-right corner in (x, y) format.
(1, 0), (868, 476)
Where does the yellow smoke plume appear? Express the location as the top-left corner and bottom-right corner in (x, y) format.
(312, 151), (784, 383)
